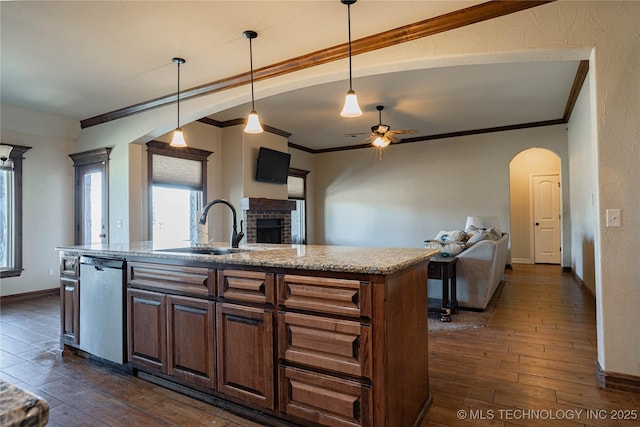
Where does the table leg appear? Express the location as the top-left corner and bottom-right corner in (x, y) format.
(450, 269), (458, 314)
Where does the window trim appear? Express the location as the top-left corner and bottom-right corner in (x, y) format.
(69, 147), (111, 245)
(0, 144), (32, 278)
(146, 141), (213, 240)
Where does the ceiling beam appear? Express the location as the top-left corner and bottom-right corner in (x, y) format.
(563, 60), (589, 122)
(80, 0), (555, 129)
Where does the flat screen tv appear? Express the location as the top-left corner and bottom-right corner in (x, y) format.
(255, 147), (291, 184)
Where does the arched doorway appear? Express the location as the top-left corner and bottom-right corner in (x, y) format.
(509, 148), (562, 265)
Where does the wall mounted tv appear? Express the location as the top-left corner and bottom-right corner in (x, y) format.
(255, 147), (291, 184)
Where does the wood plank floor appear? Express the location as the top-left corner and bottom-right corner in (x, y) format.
(1, 264), (638, 426)
(422, 264), (640, 427)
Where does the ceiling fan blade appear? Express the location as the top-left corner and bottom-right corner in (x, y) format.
(389, 135), (401, 143)
(388, 129), (418, 134)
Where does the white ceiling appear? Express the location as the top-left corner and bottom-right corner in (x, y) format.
(1, 1), (578, 151)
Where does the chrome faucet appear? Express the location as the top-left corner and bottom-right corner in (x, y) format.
(198, 199), (244, 248)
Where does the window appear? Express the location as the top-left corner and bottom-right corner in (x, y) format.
(147, 141), (212, 246)
(288, 168), (309, 244)
(69, 147), (111, 245)
(0, 144), (31, 278)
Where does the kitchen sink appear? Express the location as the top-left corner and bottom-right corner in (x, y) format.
(157, 246), (249, 255)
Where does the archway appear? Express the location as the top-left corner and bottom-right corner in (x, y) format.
(509, 148), (562, 265)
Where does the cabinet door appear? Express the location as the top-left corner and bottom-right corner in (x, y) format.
(127, 288), (167, 372)
(60, 278), (79, 346)
(167, 295), (216, 390)
(216, 302), (274, 410)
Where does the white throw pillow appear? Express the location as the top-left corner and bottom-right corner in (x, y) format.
(434, 230), (466, 243)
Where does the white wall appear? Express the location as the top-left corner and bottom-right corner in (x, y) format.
(314, 125), (568, 251)
(568, 74), (596, 296)
(0, 105), (77, 296)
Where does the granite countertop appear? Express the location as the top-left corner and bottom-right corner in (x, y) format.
(56, 241), (438, 275)
(0, 380), (49, 427)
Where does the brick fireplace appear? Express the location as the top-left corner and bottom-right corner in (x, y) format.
(241, 198), (296, 244)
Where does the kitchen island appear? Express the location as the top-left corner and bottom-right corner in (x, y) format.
(57, 242), (437, 427)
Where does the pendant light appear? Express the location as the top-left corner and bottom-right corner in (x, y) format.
(0, 144), (13, 168)
(243, 30), (263, 134)
(170, 57), (187, 147)
(340, 0), (362, 118)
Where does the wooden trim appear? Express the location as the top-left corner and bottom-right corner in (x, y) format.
(80, 1), (555, 129)
(1, 287), (59, 302)
(68, 147), (112, 166)
(309, 119), (565, 154)
(571, 268), (596, 299)
(563, 60), (589, 122)
(595, 361), (640, 393)
(197, 117), (292, 139)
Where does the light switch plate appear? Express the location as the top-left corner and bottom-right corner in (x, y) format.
(606, 209), (621, 227)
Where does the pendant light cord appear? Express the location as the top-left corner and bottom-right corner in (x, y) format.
(249, 38), (256, 111)
(177, 61), (181, 128)
(347, 3), (353, 91)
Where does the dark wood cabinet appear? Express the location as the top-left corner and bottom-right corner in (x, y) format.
(127, 288), (167, 372)
(127, 262), (215, 391)
(279, 366), (372, 427)
(120, 259), (429, 426)
(167, 295), (215, 389)
(60, 277), (80, 346)
(60, 255), (80, 347)
(216, 302), (274, 410)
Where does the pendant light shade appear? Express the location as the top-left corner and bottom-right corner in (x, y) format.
(243, 30), (263, 134)
(340, 0), (362, 118)
(170, 57), (187, 147)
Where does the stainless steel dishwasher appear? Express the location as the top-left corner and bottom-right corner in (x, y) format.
(79, 256), (126, 364)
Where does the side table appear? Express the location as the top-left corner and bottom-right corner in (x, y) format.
(427, 255), (458, 322)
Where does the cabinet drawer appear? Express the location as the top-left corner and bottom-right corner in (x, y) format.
(128, 262), (213, 297)
(218, 269), (274, 305)
(278, 274), (371, 318)
(279, 366), (372, 427)
(279, 312), (372, 379)
(60, 255), (80, 277)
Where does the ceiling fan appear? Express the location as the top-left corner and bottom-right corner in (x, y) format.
(346, 105), (418, 148)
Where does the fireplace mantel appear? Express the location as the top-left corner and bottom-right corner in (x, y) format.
(240, 197), (295, 212)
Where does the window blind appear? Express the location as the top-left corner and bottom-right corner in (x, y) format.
(287, 175), (304, 199)
(152, 154), (202, 190)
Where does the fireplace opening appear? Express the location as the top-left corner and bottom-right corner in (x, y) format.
(256, 218), (283, 244)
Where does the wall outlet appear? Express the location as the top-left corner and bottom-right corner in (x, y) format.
(606, 209), (621, 227)
(48, 267), (55, 276)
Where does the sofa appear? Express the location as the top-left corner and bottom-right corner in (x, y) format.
(426, 228), (509, 310)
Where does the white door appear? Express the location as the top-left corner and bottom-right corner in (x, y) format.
(532, 174), (561, 264)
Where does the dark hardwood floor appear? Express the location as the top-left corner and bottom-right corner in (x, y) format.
(1, 264), (638, 426)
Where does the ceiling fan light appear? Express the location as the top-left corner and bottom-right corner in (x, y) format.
(170, 128), (187, 147)
(372, 136), (391, 148)
(244, 110), (264, 134)
(340, 90), (363, 117)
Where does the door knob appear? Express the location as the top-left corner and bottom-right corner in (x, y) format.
(535, 222), (540, 226)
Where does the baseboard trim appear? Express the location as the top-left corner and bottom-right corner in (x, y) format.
(595, 361), (640, 393)
(570, 268), (596, 299)
(511, 258), (534, 264)
(1, 288), (59, 302)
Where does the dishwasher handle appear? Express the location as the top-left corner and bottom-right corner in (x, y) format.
(80, 256), (125, 270)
